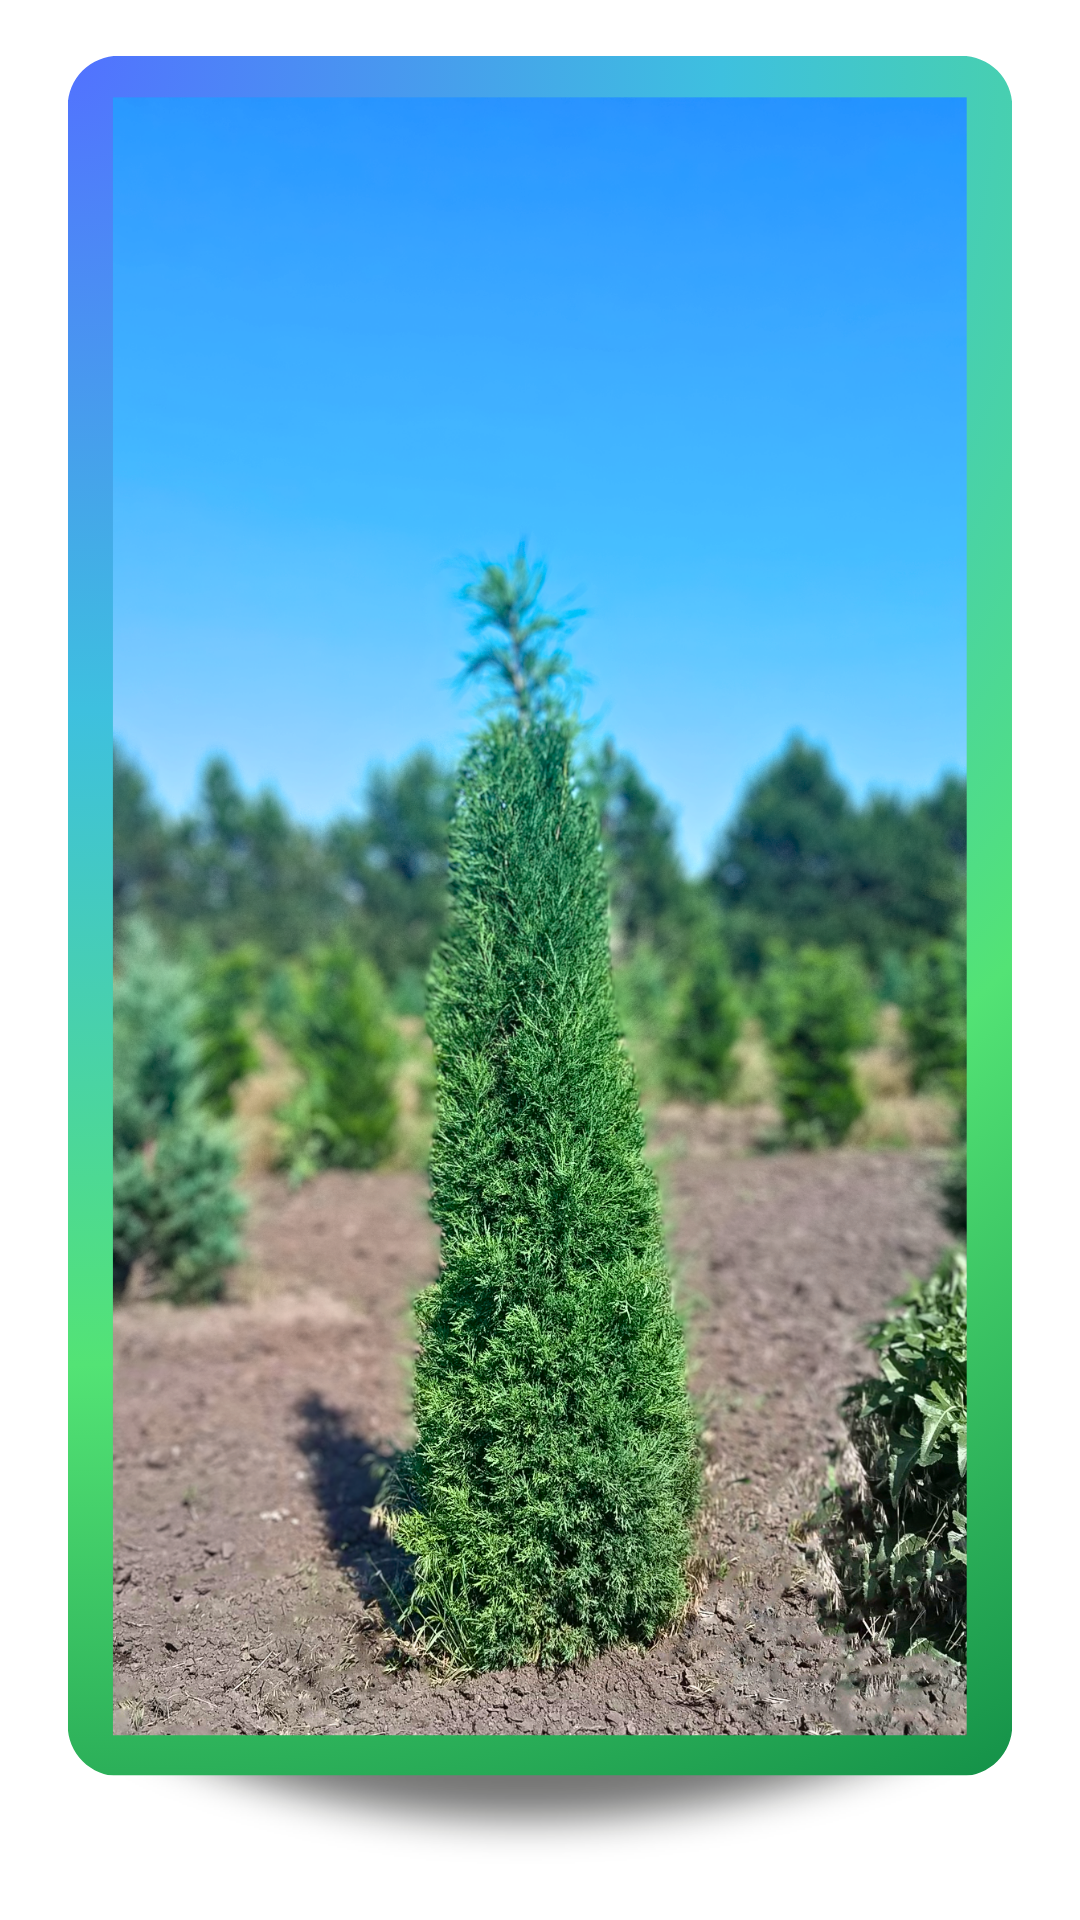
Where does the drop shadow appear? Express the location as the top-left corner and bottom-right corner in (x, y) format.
(226, 1768), (857, 1826)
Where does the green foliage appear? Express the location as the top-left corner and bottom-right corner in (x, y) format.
(394, 713), (702, 1670)
(113, 921), (245, 1302)
(455, 542), (583, 726)
(900, 932), (966, 1102)
(760, 943), (874, 1146)
(170, 756), (340, 957)
(324, 750), (454, 987)
(113, 742), (174, 929)
(583, 738), (698, 960)
(611, 944), (677, 1106)
(194, 944), (262, 1115)
(115, 1123), (249, 1304)
(113, 919), (202, 1154)
(663, 907), (742, 1102)
(823, 1251), (967, 1660)
(273, 945), (398, 1180)
(114, 741), (455, 991)
(584, 743), (740, 1102)
(709, 734), (966, 976)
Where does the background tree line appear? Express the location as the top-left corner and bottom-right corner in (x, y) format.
(113, 724), (966, 1301)
(115, 729), (964, 1000)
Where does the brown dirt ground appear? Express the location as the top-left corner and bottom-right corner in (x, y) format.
(113, 1122), (966, 1739)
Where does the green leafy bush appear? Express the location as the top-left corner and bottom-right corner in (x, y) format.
(760, 943), (874, 1146)
(113, 921), (245, 1301)
(273, 944), (398, 1180)
(821, 1251), (967, 1659)
(393, 702), (701, 1671)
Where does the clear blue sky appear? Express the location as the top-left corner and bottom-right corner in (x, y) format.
(113, 95), (965, 871)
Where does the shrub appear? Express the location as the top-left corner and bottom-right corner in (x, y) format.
(393, 710), (702, 1670)
(820, 1250), (967, 1660)
(274, 944), (398, 1179)
(663, 914), (741, 1101)
(900, 934), (966, 1102)
(113, 920), (245, 1301)
(113, 919), (201, 1153)
(760, 943), (875, 1146)
(116, 1123), (249, 1304)
(194, 944), (262, 1115)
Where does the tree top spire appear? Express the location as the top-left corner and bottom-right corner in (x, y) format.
(454, 541), (584, 726)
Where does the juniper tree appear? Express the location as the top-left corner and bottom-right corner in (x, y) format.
(394, 551), (701, 1670)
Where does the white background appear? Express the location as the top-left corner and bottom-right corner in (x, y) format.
(1, 2), (1072, 1912)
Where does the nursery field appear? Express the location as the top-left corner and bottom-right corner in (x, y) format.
(113, 1124), (966, 1739)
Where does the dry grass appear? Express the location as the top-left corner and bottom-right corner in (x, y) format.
(231, 1016), (435, 1181)
(851, 1004), (957, 1148)
(386, 1016), (435, 1171)
(231, 1029), (302, 1175)
(652, 1004), (957, 1154)
(726, 1016), (777, 1107)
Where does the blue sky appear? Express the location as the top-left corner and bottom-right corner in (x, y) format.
(113, 95), (965, 870)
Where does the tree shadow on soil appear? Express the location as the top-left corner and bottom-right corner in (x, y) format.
(293, 1392), (412, 1622)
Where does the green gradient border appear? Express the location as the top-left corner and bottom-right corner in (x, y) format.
(70, 54), (1010, 1777)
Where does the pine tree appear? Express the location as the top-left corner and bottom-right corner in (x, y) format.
(393, 550), (701, 1670)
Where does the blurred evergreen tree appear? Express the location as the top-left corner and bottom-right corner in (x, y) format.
(708, 735), (965, 975)
(274, 944), (398, 1179)
(582, 739), (697, 960)
(324, 750), (455, 987)
(113, 920), (245, 1302)
(900, 931), (967, 1102)
(663, 901), (742, 1101)
(760, 943), (875, 1147)
(169, 757), (341, 957)
(194, 944), (263, 1115)
(113, 743), (176, 928)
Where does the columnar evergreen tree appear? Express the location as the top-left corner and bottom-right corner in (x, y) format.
(394, 550), (701, 1670)
(273, 944), (399, 1180)
(301, 944), (398, 1168)
(760, 943), (874, 1147)
(664, 909), (742, 1102)
(900, 931), (966, 1102)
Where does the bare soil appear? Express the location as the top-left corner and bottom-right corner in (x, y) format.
(113, 1125), (966, 1739)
